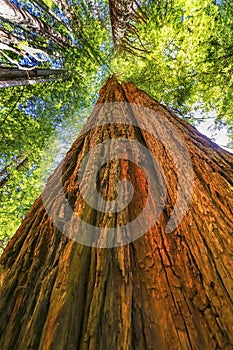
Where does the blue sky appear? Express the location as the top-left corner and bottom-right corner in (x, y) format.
(196, 120), (231, 153)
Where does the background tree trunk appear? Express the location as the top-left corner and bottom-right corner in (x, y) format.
(0, 67), (68, 88)
(109, 0), (147, 49)
(0, 77), (232, 350)
(31, 0), (72, 30)
(0, 0), (74, 47)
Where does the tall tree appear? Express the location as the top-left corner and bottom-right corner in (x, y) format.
(2, 0), (232, 245)
(0, 0), (111, 241)
(31, 0), (73, 31)
(0, 0), (74, 47)
(111, 0), (233, 137)
(0, 27), (50, 68)
(0, 67), (68, 87)
(109, 0), (147, 49)
(0, 77), (232, 349)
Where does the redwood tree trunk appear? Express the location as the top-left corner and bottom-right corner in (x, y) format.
(0, 77), (232, 350)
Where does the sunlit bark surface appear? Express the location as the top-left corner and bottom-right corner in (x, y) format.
(0, 77), (232, 350)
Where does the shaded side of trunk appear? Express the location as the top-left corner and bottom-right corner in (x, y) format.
(0, 77), (232, 350)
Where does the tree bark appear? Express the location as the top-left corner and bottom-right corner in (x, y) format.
(31, 0), (72, 31)
(0, 67), (68, 88)
(52, 0), (81, 27)
(0, 77), (232, 349)
(0, 157), (28, 188)
(109, 0), (147, 47)
(0, 0), (74, 47)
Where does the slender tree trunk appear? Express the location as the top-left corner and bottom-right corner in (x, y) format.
(85, 0), (102, 20)
(31, 0), (72, 31)
(0, 67), (68, 88)
(0, 28), (51, 68)
(52, 0), (81, 27)
(0, 27), (51, 57)
(0, 77), (63, 88)
(0, 77), (232, 350)
(0, 157), (28, 188)
(0, 0), (74, 47)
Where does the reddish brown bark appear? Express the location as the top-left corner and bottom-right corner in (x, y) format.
(0, 77), (232, 349)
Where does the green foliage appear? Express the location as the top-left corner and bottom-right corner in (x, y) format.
(111, 0), (233, 138)
(0, 67), (110, 246)
(0, 1), (111, 248)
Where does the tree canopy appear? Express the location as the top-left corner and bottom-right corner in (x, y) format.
(0, 0), (233, 252)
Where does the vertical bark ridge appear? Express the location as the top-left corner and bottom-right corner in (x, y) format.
(0, 76), (232, 349)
